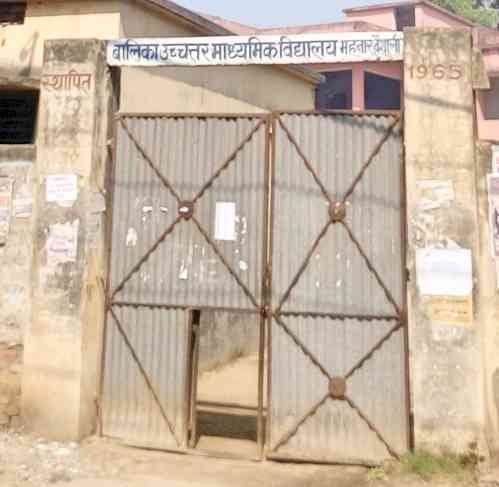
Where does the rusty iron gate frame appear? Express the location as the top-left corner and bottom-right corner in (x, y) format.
(99, 109), (411, 465)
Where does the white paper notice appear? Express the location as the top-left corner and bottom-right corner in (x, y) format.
(47, 220), (79, 265)
(214, 202), (236, 241)
(46, 174), (78, 204)
(416, 248), (473, 297)
(492, 145), (499, 172)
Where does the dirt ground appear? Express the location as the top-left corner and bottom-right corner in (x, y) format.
(0, 428), (488, 487)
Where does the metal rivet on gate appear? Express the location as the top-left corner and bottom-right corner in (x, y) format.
(178, 201), (194, 220)
(329, 377), (347, 399)
(330, 201), (346, 223)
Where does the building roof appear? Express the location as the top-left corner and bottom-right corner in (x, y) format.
(201, 14), (257, 35)
(130, 0), (323, 84)
(257, 21), (387, 35)
(343, 0), (476, 27)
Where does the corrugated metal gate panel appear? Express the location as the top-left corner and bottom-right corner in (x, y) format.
(101, 308), (188, 450)
(268, 113), (407, 465)
(111, 116), (268, 310)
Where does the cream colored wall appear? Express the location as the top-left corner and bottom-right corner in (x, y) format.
(0, 0), (315, 112)
(118, 1), (316, 113)
(0, 0), (121, 80)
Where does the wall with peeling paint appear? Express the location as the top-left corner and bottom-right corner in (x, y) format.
(404, 29), (485, 455)
(0, 146), (35, 345)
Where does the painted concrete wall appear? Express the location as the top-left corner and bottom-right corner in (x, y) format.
(118, 1), (316, 113)
(23, 39), (112, 440)
(404, 29), (485, 454)
(344, 8), (396, 30)
(415, 4), (471, 29)
(0, 1), (121, 80)
(0, 146), (35, 430)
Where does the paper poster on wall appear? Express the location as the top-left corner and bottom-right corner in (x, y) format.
(46, 220), (79, 265)
(492, 145), (499, 172)
(427, 295), (473, 327)
(13, 197), (32, 219)
(415, 248), (473, 297)
(46, 174), (78, 204)
(214, 202), (236, 241)
(0, 177), (14, 246)
(416, 179), (455, 211)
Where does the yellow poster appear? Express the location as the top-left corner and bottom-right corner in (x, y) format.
(427, 295), (473, 327)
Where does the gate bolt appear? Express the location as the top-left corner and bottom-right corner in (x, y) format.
(330, 201), (346, 223)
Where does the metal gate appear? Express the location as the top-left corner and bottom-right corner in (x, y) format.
(101, 114), (270, 451)
(100, 111), (408, 464)
(267, 112), (408, 465)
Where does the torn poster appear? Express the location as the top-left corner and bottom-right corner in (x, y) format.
(46, 174), (78, 204)
(415, 248), (473, 297)
(416, 179), (455, 211)
(46, 220), (79, 265)
(214, 202), (236, 241)
(13, 197), (32, 219)
(0, 177), (14, 245)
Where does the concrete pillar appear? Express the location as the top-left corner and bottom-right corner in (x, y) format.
(22, 39), (112, 440)
(352, 64), (365, 111)
(404, 29), (485, 454)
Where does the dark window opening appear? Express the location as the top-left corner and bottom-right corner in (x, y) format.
(0, 90), (39, 144)
(483, 77), (499, 121)
(315, 70), (352, 110)
(364, 72), (401, 110)
(0, 2), (27, 25)
(395, 5), (415, 30)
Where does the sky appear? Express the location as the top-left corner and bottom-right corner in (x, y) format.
(174, 0), (387, 28)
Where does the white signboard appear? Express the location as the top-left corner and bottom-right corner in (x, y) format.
(214, 202), (236, 241)
(46, 174), (78, 204)
(107, 32), (404, 67)
(416, 248), (473, 297)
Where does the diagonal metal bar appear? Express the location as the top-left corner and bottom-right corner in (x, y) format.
(345, 321), (403, 379)
(273, 315), (332, 381)
(192, 119), (266, 204)
(111, 217), (182, 299)
(277, 117), (332, 204)
(341, 221), (401, 317)
(344, 395), (399, 459)
(342, 116), (400, 203)
(276, 220), (332, 314)
(271, 393), (330, 452)
(191, 216), (260, 309)
(109, 307), (182, 447)
(119, 119), (182, 203)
